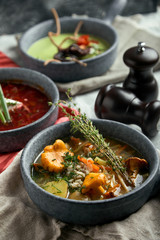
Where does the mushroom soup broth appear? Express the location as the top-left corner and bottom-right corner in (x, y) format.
(31, 136), (149, 201)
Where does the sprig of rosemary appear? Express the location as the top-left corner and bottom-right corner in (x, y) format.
(56, 89), (132, 185)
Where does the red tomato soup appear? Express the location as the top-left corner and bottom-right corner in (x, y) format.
(0, 82), (50, 131)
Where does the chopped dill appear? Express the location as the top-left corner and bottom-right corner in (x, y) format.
(62, 152), (79, 168)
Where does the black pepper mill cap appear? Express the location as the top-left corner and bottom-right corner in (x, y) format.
(123, 42), (159, 102)
(123, 42), (159, 70)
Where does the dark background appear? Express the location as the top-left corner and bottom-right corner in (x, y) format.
(0, 0), (159, 35)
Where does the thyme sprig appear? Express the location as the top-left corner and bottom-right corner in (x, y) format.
(56, 89), (132, 185)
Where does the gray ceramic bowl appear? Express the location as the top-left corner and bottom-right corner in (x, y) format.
(20, 119), (160, 225)
(19, 17), (118, 83)
(0, 68), (59, 153)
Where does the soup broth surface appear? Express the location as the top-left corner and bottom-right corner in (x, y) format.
(0, 82), (50, 131)
(28, 34), (110, 61)
(31, 136), (149, 201)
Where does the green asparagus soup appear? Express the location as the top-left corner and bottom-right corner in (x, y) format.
(28, 33), (110, 61)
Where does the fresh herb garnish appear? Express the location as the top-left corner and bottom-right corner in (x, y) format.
(48, 101), (53, 106)
(68, 186), (83, 193)
(0, 84), (11, 124)
(63, 152), (79, 168)
(51, 183), (62, 193)
(56, 89), (133, 185)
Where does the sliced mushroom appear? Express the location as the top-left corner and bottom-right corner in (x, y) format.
(54, 44), (90, 61)
(125, 157), (148, 180)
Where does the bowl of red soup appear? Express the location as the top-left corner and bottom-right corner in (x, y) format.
(20, 119), (160, 225)
(0, 68), (59, 153)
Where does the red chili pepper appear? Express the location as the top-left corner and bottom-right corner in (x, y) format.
(77, 35), (99, 46)
(77, 35), (90, 46)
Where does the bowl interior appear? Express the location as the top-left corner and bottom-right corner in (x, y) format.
(21, 119), (159, 196)
(0, 67), (59, 102)
(19, 17), (118, 83)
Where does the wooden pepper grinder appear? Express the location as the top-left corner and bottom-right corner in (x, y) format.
(123, 42), (159, 102)
(95, 84), (160, 137)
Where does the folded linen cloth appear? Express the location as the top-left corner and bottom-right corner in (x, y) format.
(0, 150), (160, 240)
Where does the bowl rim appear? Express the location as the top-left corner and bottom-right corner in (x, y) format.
(0, 67), (59, 134)
(20, 119), (159, 205)
(19, 16), (118, 66)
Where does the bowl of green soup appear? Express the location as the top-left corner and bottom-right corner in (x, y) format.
(19, 16), (118, 83)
